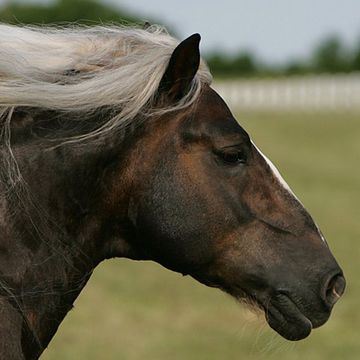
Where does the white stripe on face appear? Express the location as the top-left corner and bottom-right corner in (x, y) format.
(251, 141), (326, 243)
(251, 141), (298, 200)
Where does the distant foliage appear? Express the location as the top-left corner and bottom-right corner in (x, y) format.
(207, 34), (360, 78)
(312, 35), (350, 73)
(0, 0), (141, 25)
(352, 40), (360, 71)
(206, 51), (258, 77)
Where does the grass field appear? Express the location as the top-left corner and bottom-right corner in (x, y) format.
(43, 110), (360, 360)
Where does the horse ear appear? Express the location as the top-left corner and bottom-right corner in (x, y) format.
(157, 33), (201, 102)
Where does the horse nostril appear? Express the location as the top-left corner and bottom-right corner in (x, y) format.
(324, 273), (346, 307)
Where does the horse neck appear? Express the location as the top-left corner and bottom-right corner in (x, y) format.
(0, 120), (137, 358)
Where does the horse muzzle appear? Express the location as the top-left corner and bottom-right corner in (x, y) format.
(262, 270), (346, 341)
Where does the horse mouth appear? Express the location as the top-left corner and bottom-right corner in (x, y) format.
(193, 276), (326, 341)
(263, 294), (313, 341)
(226, 285), (316, 340)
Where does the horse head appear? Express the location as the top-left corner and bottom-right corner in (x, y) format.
(108, 34), (345, 341)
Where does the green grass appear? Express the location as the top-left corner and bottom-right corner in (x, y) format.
(43, 110), (360, 360)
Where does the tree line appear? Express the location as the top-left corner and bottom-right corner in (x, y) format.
(0, 0), (142, 28)
(1, 0), (359, 77)
(207, 35), (360, 77)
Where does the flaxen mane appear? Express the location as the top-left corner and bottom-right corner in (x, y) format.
(0, 23), (212, 185)
(0, 24), (212, 121)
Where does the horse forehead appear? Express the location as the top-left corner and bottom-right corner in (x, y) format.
(186, 86), (248, 138)
(197, 85), (233, 120)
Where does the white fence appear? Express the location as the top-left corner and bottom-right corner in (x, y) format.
(213, 73), (360, 111)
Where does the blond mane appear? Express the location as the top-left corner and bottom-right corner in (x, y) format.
(0, 23), (212, 143)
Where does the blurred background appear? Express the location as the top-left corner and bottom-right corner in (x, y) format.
(0, 0), (359, 359)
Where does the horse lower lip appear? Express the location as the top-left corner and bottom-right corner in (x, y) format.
(264, 295), (313, 341)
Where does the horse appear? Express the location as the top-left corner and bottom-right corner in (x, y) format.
(0, 24), (345, 359)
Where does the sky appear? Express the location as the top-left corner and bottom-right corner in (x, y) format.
(107, 0), (360, 64)
(1, 0), (360, 64)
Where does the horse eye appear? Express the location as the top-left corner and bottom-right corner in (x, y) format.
(218, 150), (247, 165)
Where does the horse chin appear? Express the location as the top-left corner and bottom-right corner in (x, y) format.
(231, 289), (316, 341)
(192, 275), (321, 341)
(264, 294), (313, 341)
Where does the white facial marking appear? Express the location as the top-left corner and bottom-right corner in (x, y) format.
(251, 141), (298, 200)
(251, 141), (326, 243)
